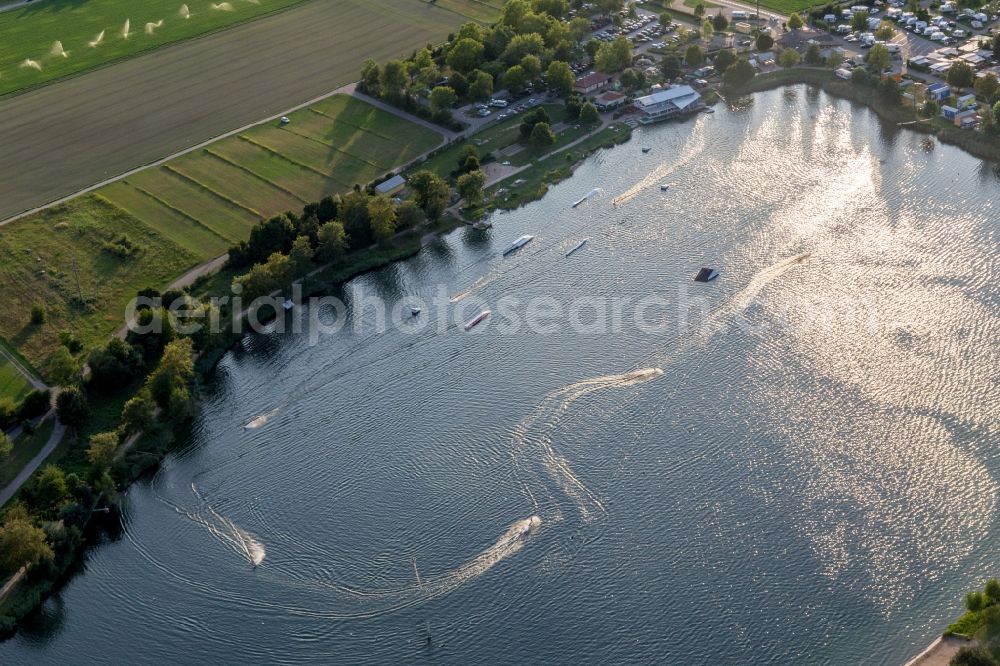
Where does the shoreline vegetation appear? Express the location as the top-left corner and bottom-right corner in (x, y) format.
(2, 0), (999, 651)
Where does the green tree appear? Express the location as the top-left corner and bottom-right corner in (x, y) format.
(367, 196), (397, 243)
(149, 338), (194, 412)
(700, 19), (714, 41)
(288, 235), (313, 276)
(521, 54), (542, 81)
(659, 11), (672, 27)
(827, 49), (844, 69)
(712, 13), (728, 32)
(469, 70), (494, 102)
(693, 2), (705, 17)
(788, 12), (804, 30)
(867, 43), (890, 73)
(380, 60), (408, 101)
(714, 49), (736, 73)
(0, 510), (53, 574)
(920, 99), (939, 118)
(661, 54), (681, 80)
(685, 44), (704, 67)
(596, 36), (632, 73)
(34, 464), (68, 510)
(875, 22), (895, 41)
(504, 64), (528, 93)
(546, 60), (575, 96)
(121, 393), (155, 436)
(360, 59), (382, 94)
(804, 43), (823, 65)
(48, 346), (80, 387)
(56, 386), (89, 431)
(317, 221), (349, 262)
(974, 73), (999, 103)
(779, 48), (801, 68)
(447, 37), (485, 73)
(396, 200), (424, 229)
(985, 578), (1000, 605)
(723, 58), (756, 87)
(619, 67), (644, 90)
(30, 304), (46, 325)
(408, 170), (451, 220)
(569, 17), (592, 42)
(86, 431), (119, 471)
(530, 121), (556, 148)
(429, 86), (458, 117)
(756, 33), (774, 51)
(965, 590), (988, 612)
(851, 10), (869, 33)
(502, 32), (546, 64)
(580, 101), (600, 124)
(947, 61), (975, 90)
(457, 170), (486, 206)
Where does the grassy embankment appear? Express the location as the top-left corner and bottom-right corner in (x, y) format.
(0, 0), (317, 97)
(0, 95), (442, 375)
(420, 104), (599, 177)
(489, 122), (634, 209)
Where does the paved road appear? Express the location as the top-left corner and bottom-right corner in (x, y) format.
(0, 0), (464, 223)
(0, 415), (65, 507)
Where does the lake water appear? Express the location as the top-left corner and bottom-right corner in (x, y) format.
(3, 86), (999, 665)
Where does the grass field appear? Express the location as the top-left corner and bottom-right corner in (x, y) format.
(0, 0), (314, 97)
(0, 96), (442, 369)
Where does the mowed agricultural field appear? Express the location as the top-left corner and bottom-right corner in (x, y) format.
(0, 96), (441, 369)
(0, 0), (311, 97)
(0, 0), (476, 222)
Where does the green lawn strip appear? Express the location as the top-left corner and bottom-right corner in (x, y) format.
(285, 112), (420, 171)
(0, 0), (313, 98)
(198, 150), (308, 205)
(235, 135), (357, 190)
(242, 130), (379, 188)
(0, 357), (32, 404)
(208, 140), (338, 202)
(0, 419), (55, 488)
(169, 151), (305, 218)
(97, 183), (230, 259)
(126, 168), (261, 242)
(0, 196), (199, 368)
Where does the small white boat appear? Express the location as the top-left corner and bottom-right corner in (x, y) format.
(464, 309), (491, 331)
(565, 239), (588, 257)
(702, 107), (715, 114)
(282, 298), (294, 310)
(660, 184), (670, 191)
(502, 234), (534, 256)
(410, 307), (421, 316)
(642, 146), (651, 153)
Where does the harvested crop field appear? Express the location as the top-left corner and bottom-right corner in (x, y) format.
(0, 95), (442, 367)
(0, 0), (470, 222)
